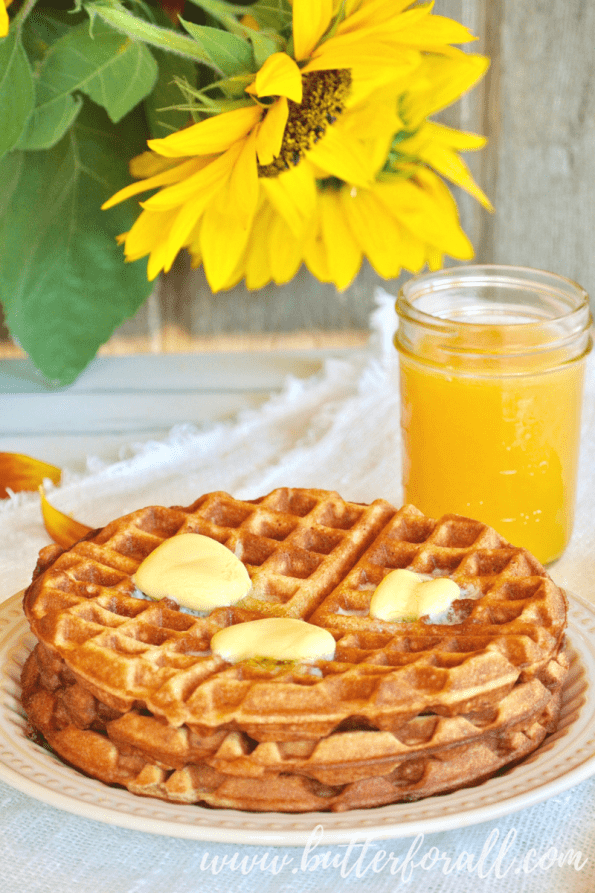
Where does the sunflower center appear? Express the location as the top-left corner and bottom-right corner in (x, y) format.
(258, 69), (352, 178)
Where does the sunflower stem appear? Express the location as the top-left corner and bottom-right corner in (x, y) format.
(12, 0), (40, 29)
(84, 1), (225, 68)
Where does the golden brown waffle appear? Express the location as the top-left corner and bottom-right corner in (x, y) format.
(21, 641), (566, 810)
(21, 488), (568, 811)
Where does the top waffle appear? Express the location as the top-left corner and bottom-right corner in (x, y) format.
(23, 489), (567, 741)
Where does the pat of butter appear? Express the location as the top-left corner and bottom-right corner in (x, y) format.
(369, 569), (460, 622)
(211, 618), (336, 663)
(133, 533), (251, 612)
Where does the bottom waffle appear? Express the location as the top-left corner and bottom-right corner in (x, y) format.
(21, 641), (567, 812)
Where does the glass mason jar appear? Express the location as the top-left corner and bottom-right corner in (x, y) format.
(394, 265), (592, 565)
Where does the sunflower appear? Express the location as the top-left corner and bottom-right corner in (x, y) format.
(103, 0), (488, 291)
(222, 48), (492, 291)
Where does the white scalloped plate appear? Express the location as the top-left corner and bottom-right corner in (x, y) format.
(1, 590), (595, 845)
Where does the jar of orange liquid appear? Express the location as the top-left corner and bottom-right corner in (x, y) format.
(394, 265), (592, 564)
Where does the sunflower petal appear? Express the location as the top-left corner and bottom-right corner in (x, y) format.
(122, 207), (179, 264)
(245, 53), (302, 102)
(0, 1), (9, 37)
(337, 0), (414, 34)
(268, 209), (304, 284)
(374, 172), (473, 260)
(306, 125), (375, 187)
(400, 122), (493, 210)
(128, 151), (184, 180)
(101, 158), (204, 210)
(244, 202), (276, 290)
(293, 0), (334, 61)
(341, 187), (423, 279)
(162, 141), (245, 271)
(200, 134), (259, 290)
(305, 42), (420, 73)
(39, 487), (92, 549)
(147, 105), (262, 158)
(200, 197), (253, 292)
(229, 127), (260, 224)
(256, 97), (289, 165)
(0, 453), (61, 499)
(400, 51), (489, 126)
(261, 163), (317, 237)
(303, 229), (331, 283)
(318, 190), (363, 291)
(142, 144), (241, 211)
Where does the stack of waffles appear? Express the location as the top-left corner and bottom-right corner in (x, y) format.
(21, 488), (568, 812)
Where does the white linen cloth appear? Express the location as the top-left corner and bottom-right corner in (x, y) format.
(1, 291), (594, 892)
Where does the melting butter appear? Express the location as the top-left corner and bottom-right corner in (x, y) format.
(133, 533), (251, 611)
(369, 569), (460, 622)
(211, 618), (336, 663)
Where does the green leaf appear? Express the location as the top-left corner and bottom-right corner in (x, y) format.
(0, 28), (35, 159)
(84, 0), (223, 66)
(248, 0), (292, 32)
(16, 93), (83, 150)
(17, 18), (158, 140)
(0, 102), (154, 385)
(178, 18), (253, 76)
(245, 28), (281, 68)
(186, 0), (292, 33)
(184, 0), (287, 62)
(143, 48), (196, 138)
(21, 11), (73, 65)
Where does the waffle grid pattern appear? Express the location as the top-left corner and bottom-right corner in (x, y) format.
(22, 489), (568, 811)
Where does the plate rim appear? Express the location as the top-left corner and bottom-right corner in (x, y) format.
(1, 589), (595, 846)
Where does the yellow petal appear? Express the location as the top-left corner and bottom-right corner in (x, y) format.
(305, 41), (420, 73)
(305, 125), (375, 188)
(261, 163), (317, 238)
(303, 229), (331, 283)
(142, 142), (242, 211)
(400, 51), (489, 126)
(340, 4), (476, 47)
(159, 141), (245, 276)
(147, 105), (262, 158)
(122, 206), (179, 263)
(229, 127), (260, 225)
(39, 486), (92, 549)
(337, 0), (414, 34)
(293, 0), (334, 61)
(245, 53), (302, 103)
(256, 97), (289, 165)
(267, 210), (304, 285)
(375, 172), (473, 260)
(200, 195), (253, 292)
(101, 158), (204, 210)
(196, 137), (258, 290)
(341, 187), (423, 279)
(128, 150), (184, 180)
(389, 14), (478, 48)
(318, 190), (363, 291)
(147, 237), (174, 281)
(401, 122), (493, 211)
(0, 1), (9, 37)
(244, 203), (276, 290)
(0, 453), (61, 499)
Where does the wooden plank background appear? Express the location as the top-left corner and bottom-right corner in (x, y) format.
(2, 0), (593, 355)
